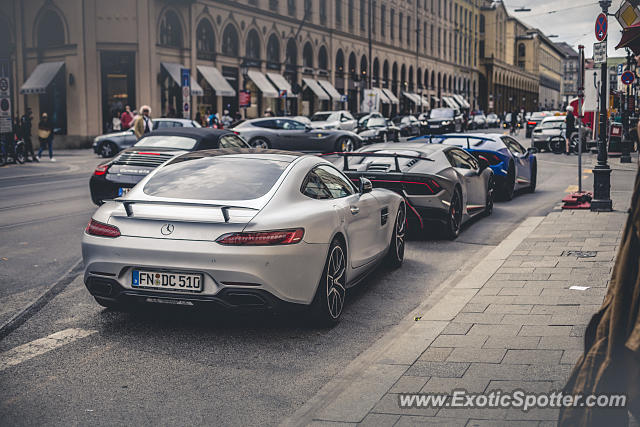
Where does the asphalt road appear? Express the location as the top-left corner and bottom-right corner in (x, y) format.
(0, 133), (634, 426)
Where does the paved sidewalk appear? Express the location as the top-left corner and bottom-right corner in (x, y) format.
(285, 191), (632, 426)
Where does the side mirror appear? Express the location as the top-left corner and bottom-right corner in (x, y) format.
(477, 155), (490, 170)
(305, 125), (312, 132)
(527, 147), (538, 155)
(359, 177), (373, 194)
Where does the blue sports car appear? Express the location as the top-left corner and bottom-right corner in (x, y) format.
(409, 133), (537, 200)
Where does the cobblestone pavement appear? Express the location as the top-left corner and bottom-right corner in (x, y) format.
(285, 188), (633, 426)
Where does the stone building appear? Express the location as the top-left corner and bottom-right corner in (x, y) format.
(1, 0), (489, 146)
(555, 41), (578, 106)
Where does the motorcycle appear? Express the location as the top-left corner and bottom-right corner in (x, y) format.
(0, 135), (26, 166)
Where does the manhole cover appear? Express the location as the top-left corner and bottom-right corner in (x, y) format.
(564, 250), (597, 258)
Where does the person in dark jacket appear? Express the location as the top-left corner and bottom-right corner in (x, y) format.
(565, 106), (576, 155)
(37, 113), (55, 162)
(21, 108), (37, 162)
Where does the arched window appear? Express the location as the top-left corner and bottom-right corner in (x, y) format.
(222, 24), (239, 56)
(392, 62), (398, 93)
(267, 34), (280, 64)
(417, 68), (422, 89)
(518, 43), (525, 57)
(196, 19), (215, 58)
(360, 54), (367, 78)
(335, 49), (345, 75)
(400, 64), (406, 88)
(159, 10), (182, 48)
(318, 46), (328, 70)
(424, 70), (429, 89)
(383, 60), (389, 87)
(408, 65), (414, 90)
(348, 53), (357, 79)
(373, 58), (380, 85)
(303, 42), (313, 68)
(245, 29), (261, 59)
(37, 9), (65, 48)
(286, 38), (297, 66)
(430, 71), (435, 89)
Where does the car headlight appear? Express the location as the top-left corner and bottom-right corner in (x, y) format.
(441, 121), (451, 126)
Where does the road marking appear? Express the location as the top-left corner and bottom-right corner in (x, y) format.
(0, 328), (96, 372)
(565, 185), (579, 193)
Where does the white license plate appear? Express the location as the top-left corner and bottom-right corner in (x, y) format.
(118, 187), (131, 196)
(132, 270), (203, 293)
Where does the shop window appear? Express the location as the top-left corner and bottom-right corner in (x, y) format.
(196, 19), (215, 60)
(159, 10), (182, 48)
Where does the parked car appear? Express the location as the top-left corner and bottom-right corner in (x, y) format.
(309, 110), (357, 131)
(357, 117), (400, 143)
(89, 128), (248, 205)
(82, 149), (405, 325)
(391, 115), (421, 137)
(92, 118), (202, 158)
(470, 114), (488, 130)
(232, 117), (362, 152)
(410, 133), (537, 201)
(526, 112), (548, 138)
(531, 116), (566, 151)
(486, 113), (500, 128)
(422, 108), (463, 134)
(355, 112), (383, 126)
(332, 142), (493, 239)
(293, 116), (311, 126)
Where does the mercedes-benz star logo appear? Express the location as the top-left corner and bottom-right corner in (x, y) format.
(160, 223), (174, 235)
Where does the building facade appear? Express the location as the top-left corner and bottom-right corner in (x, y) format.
(555, 41), (578, 106)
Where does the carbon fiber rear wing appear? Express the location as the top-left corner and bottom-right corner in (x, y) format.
(330, 151), (434, 173)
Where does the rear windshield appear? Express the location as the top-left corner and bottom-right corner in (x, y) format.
(531, 112), (546, 119)
(310, 113), (333, 121)
(135, 136), (198, 150)
(540, 120), (564, 129)
(430, 108), (454, 119)
(143, 157), (289, 200)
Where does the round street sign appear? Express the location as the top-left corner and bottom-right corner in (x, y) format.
(595, 13), (607, 42)
(622, 70), (635, 85)
(0, 78), (8, 92)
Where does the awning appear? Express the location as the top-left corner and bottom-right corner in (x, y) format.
(381, 88), (400, 105)
(266, 73), (297, 98)
(161, 62), (204, 96)
(197, 65), (235, 97)
(431, 96), (440, 102)
(403, 92), (422, 106)
(373, 87), (390, 104)
(453, 94), (470, 108)
(302, 78), (330, 101)
(616, 22), (640, 54)
(20, 61), (64, 94)
(317, 80), (342, 101)
(442, 96), (459, 109)
(247, 70), (279, 98)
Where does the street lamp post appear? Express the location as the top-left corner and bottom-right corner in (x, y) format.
(621, 49), (633, 163)
(592, 0), (613, 212)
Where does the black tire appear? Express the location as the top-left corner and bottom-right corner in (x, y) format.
(15, 145), (26, 164)
(484, 176), (494, 216)
(335, 136), (354, 152)
(528, 159), (537, 193)
(309, 239), (347, 327)
(548, 136), (564, 154)
(384, 203), (406, 269)
(100, 142), (117, 158)
(249, 137), (270, 149)
(501, 161), (516, 201)
(445, 188), (463, 240)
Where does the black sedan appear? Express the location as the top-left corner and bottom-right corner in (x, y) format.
(357, 117), (400, 143)
(525, 112), (548, 138)
(391, 115), (421, 137)
(90, 128), (248, 205)
(422, 108), (463, 134)
(92, 118), (202, 158)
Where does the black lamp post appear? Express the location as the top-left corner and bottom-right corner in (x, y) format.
(592, 0), (613, 211)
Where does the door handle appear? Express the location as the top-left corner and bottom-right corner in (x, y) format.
(350, 206), (360, 215)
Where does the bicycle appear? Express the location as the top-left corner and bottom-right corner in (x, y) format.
(509, 124), (520, 136)
(548, 131), (579, 154)
(0, 135), (26, 166)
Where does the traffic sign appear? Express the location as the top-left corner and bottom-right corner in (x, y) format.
(616, 1), (640, 28)
(595, 13), (608, 41)
(279, 89), (287, 99)
(340, 94), (348, 103)
(0, 74), (12, 133)
(621, 70), (635, 85)
(181, 68), (191, 119)
(593, 41), (607, 63)
(618, 64), (624, 75)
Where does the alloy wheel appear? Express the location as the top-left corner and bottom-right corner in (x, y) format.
(394, 204), (406, 261)
(101, 143), (113, 158)
(326, 245), (346, 319)
(251, 138), (270, 149)
(339, 137), (354, 152)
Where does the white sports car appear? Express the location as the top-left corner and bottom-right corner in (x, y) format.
(82, 149), (406, 325)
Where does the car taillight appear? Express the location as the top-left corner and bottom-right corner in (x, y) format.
(527, 121), (536, 125)
(94, 164), (109, 176)
(85, 219), (120, 238)
(216, 229), (304, 245)
(474, 152), (502, 165)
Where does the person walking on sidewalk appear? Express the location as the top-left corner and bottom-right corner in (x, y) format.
(20, 108), (37, 162)
(37, 113), (55, 162)
(565, 106), (575, 155)
(120, 105), (133, 130)
(133, 106), (153, 140)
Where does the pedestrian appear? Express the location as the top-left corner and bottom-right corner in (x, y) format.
(112, 111), (122, 131)
(36, 112), (55, 162)
(120, 105), (133, 130)
(20, 108), (37, 162)
(565, 105), (575, 155)
(133, 106), (153, 139)
(221, 109), (233, 129)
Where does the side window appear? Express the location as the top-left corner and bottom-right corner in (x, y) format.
(282, 120), (305, 130)
(315, 165), (356, 198)
(457, 150), (479, 170)
(301, 170), (332, 200)
(154, 121), (171, 129)
(502, 137), (526, 155)
(219, 134), (248, 148)
(174, 122), (184, 127)
(449, 150), (473, 169)
(343, 112), (355, 121)
(254, 120), (277, 129)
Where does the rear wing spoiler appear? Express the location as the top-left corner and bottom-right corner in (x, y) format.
(116, 198), (258, 223)
(329, 151), (433, 173)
